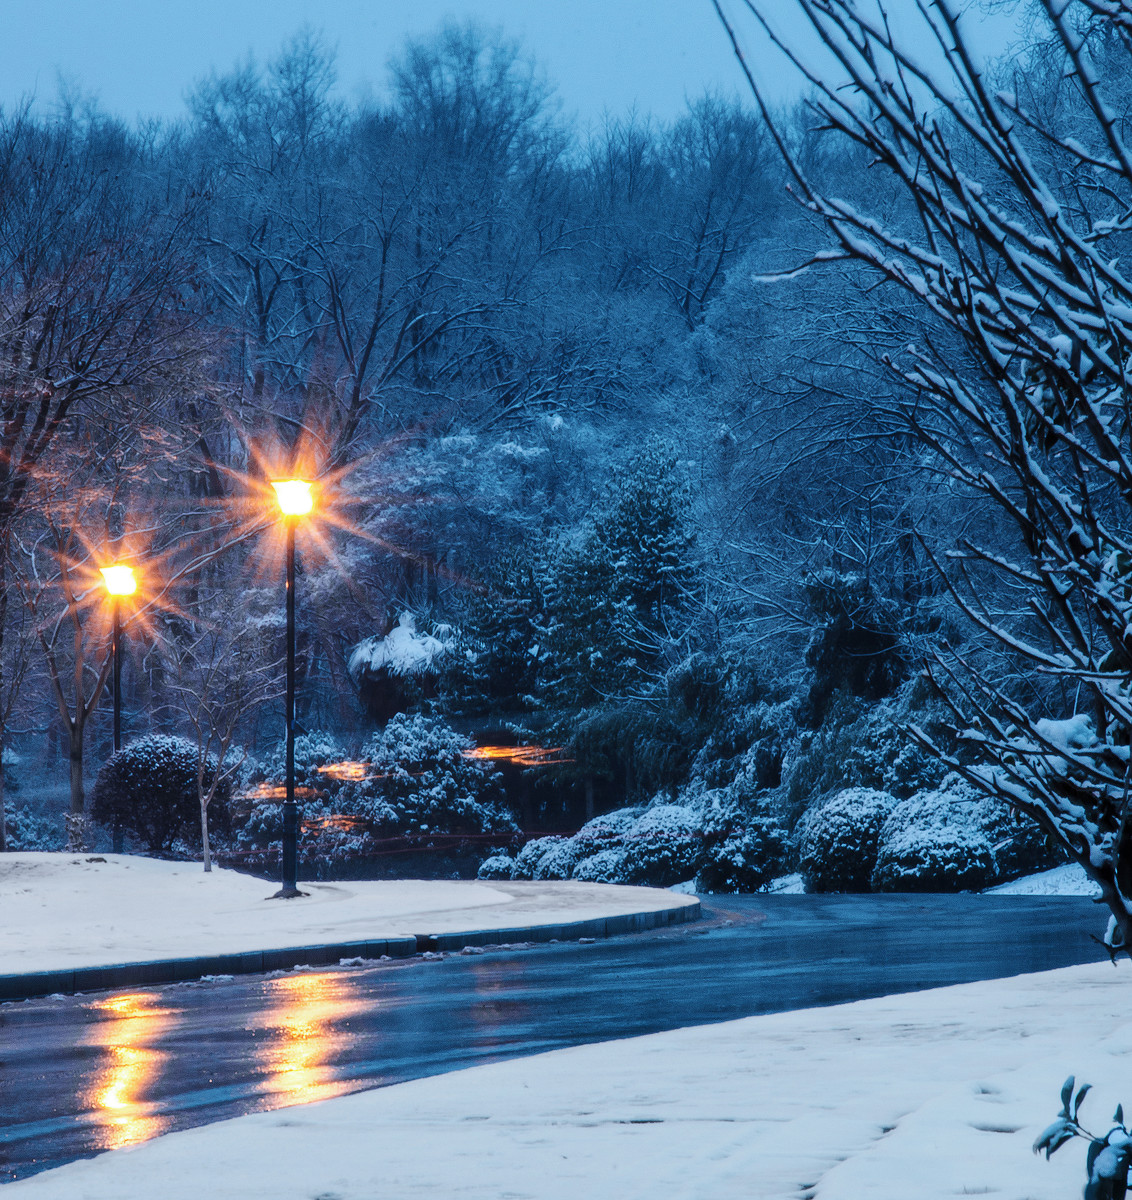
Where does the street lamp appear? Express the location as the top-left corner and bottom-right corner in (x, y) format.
(271, 478), (313, 899)
(99, 565), (137, 753)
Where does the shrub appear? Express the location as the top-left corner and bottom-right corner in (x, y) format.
(796, 787), (897, 893)
(870, 773), (1056, 892)
(620, 804), (706, 886)
(510, 835), (564, 880)
(573, 846), (630, 883)
(234, 714), (515, 878)
(5, 804), (64, 851)
(91, 735), (231, 856)
(477, 854), (515, 880)
(872, 823), (996, 892)
(697, 798), (790, 893)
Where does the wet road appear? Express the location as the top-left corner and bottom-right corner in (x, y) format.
(0, 893), (1108, 1182)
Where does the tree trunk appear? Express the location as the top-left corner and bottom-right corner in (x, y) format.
(65, 721), (87, 851)
(200, 798), (212, 873)
(584, 776), (595, 823)
(0, 753), (7, 853)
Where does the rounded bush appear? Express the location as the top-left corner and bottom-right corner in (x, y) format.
(477, 854), (515, 880)
(620, 804), (705, 886)
(572, 847), (630, 883)
(796, 787), (896, 893)
(91, 734), (231, 856)
(510, 835), (563, 880)
(872, 824), (996, 892)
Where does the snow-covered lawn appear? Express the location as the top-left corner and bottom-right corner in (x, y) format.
(988, 862), (1103, 896)
(7, 958), (1128, 1199)
(0, 852), (695, 975)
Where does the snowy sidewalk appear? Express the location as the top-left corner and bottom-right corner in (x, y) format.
(7, 959), (1128, 1199)
(0, 852), (698, 979)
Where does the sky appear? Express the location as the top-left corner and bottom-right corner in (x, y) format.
(0, 1), (1028, 129)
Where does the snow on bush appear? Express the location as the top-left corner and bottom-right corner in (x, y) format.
(621, 804), (705, 886)
(872, 823), (996, 892)
(871, 773), (1054, 892)
(347, 612), (447, 679)
(477, 853), (515, 880)
(796, 787), (897, 893)
(90, 734), (231, 857)
(696, 793), (790, 893)
(572, 846), (630, 883)
(234, 715), (515, 878)
(509, 835), (566, 880)
(5, 804), (64, 851)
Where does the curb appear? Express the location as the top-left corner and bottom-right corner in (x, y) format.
(0, 898), (700, 1001)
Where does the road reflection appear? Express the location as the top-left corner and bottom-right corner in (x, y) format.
(83, 992), (178, 1151)
(255, 972), (369, 1105)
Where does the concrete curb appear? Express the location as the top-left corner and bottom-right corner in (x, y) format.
(0, 897), (700, 1001)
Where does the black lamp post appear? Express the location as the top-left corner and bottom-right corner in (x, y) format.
(100, 564), (136, 854)
(271, 479), (313, 899)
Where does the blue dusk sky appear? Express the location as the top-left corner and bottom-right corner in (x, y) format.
(0, 1), (1028, 127)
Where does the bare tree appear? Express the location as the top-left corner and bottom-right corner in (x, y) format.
(164, 604), (283, 871)
(717, 0), (1132, 950)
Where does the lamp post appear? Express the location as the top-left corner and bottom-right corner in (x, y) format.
(271, 478), (313, 899)
(100, 564), (136, 856)
(99, 565), (137, 753)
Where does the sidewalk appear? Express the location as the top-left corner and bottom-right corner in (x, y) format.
(7, 957), (1127, 1199)
(0, 852), (699, 999)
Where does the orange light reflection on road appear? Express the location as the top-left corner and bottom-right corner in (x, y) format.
(256, 972), (369, 1107)
(85, 992), (178, 1151)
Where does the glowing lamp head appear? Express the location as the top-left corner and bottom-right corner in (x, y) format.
(272, 479), (314, 518)
(100, 565), (137, 598)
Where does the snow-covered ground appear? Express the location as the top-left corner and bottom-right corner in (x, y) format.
(8, 958), (1128, 1199)
(988, 862), (1103, 896)
(0, 853), (695, 975)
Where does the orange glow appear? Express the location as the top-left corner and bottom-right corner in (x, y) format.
(302, 814), (369, 834)
(240, 783), (319, 802)
(462, 745), (572, 767)
(83, 992), (177, 1152)
(257, 972), (368, 1106)
(272, 479), (314, 517)
(99, 564), (137, 597)
(315, 760), (370, 782)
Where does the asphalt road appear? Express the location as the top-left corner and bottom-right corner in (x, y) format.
(0, 893), (1109, 1182)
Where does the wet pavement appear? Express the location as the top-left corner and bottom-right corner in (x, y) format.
(0, 892), (1108, 1182)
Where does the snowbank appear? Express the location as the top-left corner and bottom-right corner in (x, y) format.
(988, 862), (1102, 896)
(8, 959), (1128, 1199)
(0, 853), (695, 975)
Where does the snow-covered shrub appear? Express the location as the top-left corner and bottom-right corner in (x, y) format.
(620, 804), (706, 886)
(509, 835), (564, 880)
(796, 787), (897, 893)
(5, 804), (64, 851)
(348, 614), (449, 723)
(872, 823), (996, 892)
(572, 846), (630, 883)
(235, 715), (515, 878)
(477, 854), (515, 880)
(533, 838), (588, 880)
(871, 773), (1055, 892)
(696, 794), (790, 893)
(261, 730), (348, 792)
(90, 735), (231, 856)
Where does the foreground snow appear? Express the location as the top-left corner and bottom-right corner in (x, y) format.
(0, 853), (694, 975)
(8, 959), (1128, 1199)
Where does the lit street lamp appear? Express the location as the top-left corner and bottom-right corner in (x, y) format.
(271, 478), (313, 899)
(99, 565), (137, 753)
(101, 563), (136, 856)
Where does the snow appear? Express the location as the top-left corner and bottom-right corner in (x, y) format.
(346, 612), (446, 678)
(0, 853), (695, 976)
(987, 862), (1102, 896)
(7, 959), (1129, 1199)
